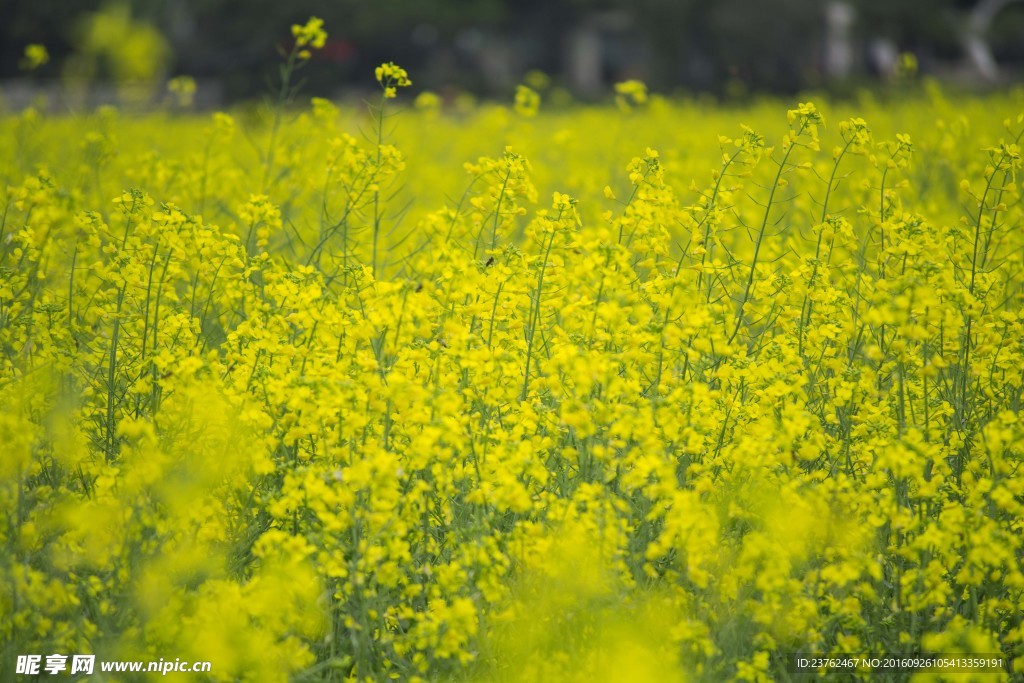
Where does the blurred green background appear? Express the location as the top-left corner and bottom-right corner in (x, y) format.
(3, 0), (1024, 106)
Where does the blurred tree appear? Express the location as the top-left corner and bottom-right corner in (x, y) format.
(961, 0), (1024, 79)
(1, 0), (1021, 101)
(1, 0), (105, 80)
(852, 0), (1024, 79)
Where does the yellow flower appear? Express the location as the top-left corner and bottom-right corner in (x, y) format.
(614, 79), (648, 111)
(20, 44), (49, 71)
(514, 84), (540, 118)
(414, 90), (441, 112)
(291, 16), (327, 50)
(375, 61), (412, 98)
(166, 75), (196, 107)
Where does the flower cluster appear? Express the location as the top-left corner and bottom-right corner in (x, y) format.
(514, 84), (541, 118)
(615, 79), (648, 111)
(375, 61), (412, 99)
(291, 16), (327, 60)
(20, 43), (49, 71)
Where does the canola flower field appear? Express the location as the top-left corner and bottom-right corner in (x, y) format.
(3, 23), (1024, 683)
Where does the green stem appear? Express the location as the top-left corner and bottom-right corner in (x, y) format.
(521, 216), (560, 401)
(105, 284), (126, 462)
(729, 127), (804, 344)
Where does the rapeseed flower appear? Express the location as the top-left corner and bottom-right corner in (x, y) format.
(2, 46), (1023, 683)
